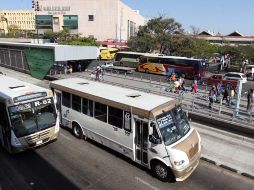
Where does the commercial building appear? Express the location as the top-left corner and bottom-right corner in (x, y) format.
(0, 10), (35, 34)
(196, 30), (254, 45)
(36, 0), (145, 41)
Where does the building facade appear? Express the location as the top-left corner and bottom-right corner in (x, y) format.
(36, 0), (145, 41)
(0, 10), (35, 34)
(196, 31), (254, 45)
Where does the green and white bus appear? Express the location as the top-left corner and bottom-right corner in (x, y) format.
(0, 74), (59, 153)
(50, 78), (201, 182)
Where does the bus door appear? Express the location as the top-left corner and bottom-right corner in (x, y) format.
(134, 118), (148, 166)
(0, 103), (10, 149)
(54, 90), (62, 124)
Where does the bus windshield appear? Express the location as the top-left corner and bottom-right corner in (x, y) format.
(156, 106), (190, 146)
(9, 98), (56, 138)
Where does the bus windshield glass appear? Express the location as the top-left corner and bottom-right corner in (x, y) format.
(156, 106), (190, 146)
(9, 98), (56, 138)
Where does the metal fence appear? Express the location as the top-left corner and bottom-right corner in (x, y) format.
(51, 68), (254, 128)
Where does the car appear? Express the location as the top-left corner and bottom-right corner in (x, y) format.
(224, 72), (247, 83)
(200, 74), (238, 88)
(100, 61), (114, 69)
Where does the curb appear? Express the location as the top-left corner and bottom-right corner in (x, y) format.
(200, 157), (254, 180)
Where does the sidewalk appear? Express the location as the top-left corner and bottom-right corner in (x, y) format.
(193, 122), (254, 179)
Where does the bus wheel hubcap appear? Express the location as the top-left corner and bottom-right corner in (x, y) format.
(155, 165), (167, 178)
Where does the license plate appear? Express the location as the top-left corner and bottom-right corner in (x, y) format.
(36, 140), (43, 145)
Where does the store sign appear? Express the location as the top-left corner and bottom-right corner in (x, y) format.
(43, 6), (70, 15)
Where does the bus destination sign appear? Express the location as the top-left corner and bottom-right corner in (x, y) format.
(14, 92), (47, 103)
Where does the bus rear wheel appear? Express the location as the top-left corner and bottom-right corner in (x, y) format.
(72, 123), (83, 139)
(152, 162), (174, 182)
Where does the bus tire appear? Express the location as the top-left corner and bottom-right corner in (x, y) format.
(145, 69), (149, 73)
(151, 161), (174, 182)
(72, 122), (83, 139)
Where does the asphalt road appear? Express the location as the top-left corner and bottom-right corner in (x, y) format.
(1, 129), (254, 190)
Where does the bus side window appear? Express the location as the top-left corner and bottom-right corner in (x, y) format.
(62, 91), (71, 108)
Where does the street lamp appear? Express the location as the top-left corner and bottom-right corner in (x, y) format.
(32, 0), (40, 43)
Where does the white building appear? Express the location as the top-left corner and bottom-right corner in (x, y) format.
(36, 0), (145, 41)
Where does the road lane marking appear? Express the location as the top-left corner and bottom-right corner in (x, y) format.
(60, 133), (72, 141)
(135, 177), (159, 190)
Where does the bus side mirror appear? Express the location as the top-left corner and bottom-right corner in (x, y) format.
(149, 122), (155, 135)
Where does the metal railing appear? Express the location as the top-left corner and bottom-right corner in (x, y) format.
(50, 69), (254, 128)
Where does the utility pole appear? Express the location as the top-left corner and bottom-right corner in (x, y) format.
(235, 80), (243, 117)
(32, 0), (40, 43)
(119, 8), (123, 42)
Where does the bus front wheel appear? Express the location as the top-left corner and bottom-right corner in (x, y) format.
(151, 161), (174, 182)
(72, 123), (84, 139)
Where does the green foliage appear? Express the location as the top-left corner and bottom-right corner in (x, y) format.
(7, 25), (21, 37)
(128, 16), (183, 53)
(42, 29), (98, 46)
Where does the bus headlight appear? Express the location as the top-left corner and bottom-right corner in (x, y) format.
(54, 119), (60, 133)
(174, 160), (185, 166)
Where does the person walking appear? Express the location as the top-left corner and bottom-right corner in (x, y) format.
(225, 84), (232, 106)
(247, 89), (254, 116)
(64, 64), (67, 77)
(191, 80), (198, 93)
(216, 81), (223, 102)
(179, 74), (185, 91)
(95, 66), (100, 80)
(78, 63), (82, 72)
(208, 85), (217, 109)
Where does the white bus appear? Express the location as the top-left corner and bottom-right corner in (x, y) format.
(50, 78), (201, 181)
(0, 74), (59, 153)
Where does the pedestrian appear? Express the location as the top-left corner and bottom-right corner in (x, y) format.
(64, 64), (67, 77)
(95, 66), (100, 80)
(78, 63), (82, 72)
(225, 84), (232, 107)
(191, 80), (198, 93)
(99, 66), (104, 80)
(179, 74), (185, 91)
(208, 85), (217, 109)
(247, 89), (253, 116)
(216, 81), (223, 102)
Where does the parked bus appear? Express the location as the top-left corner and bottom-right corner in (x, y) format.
(138, 55), (206, 79)
(0, 74), (59, 153)
(99, 47), (119, 60)
(114, 51), (146, 68)
(50, 78), (201, 181)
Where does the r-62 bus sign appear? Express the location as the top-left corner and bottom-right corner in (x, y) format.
(34, 98), (52, 107)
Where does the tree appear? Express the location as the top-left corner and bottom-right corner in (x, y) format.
(7, 25), (21, 37)
(190, 25), (200, 36)
(127, 16), (183, 53)
(43, 30), (57, 42)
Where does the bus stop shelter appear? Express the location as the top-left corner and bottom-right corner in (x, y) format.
(0, 42), (98, 79)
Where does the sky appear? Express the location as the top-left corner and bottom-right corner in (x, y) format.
(1, 0), (254, 36)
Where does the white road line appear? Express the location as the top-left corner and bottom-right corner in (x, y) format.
(60, 133), (72, 141)
(135, 177), (159, 190)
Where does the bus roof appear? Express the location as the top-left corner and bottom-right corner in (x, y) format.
(142, 54), (203, 61)
(116, 51), (146, 55)
(50, 78), (175, 114)
(0, 74), (48, 100)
